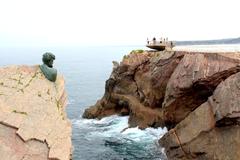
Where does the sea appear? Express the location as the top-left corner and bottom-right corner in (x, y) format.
(0, 45), (168, 160)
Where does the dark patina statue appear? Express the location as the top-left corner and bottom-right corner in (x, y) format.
(40, 52), (57, 82)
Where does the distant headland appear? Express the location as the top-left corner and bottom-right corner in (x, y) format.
(175, 37), (240, 45)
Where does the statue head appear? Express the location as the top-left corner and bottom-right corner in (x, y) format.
(40, 52), (57, 82)
(42, 52), (55, 68)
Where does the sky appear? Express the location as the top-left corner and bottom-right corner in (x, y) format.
(0, 0), (240, 47)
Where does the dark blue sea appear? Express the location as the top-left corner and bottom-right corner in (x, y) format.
(0, 46), (167, 160)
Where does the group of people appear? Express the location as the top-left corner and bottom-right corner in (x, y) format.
(147, 37), (169, 45)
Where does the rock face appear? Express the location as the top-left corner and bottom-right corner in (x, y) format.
(162, 52), (240, 127)
(83, 49), (240, 159)
(160, 72), (240, 160)
(0, 65), (72, 160)
(83, 50), (182, 128)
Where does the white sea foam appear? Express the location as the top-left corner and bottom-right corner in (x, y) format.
(73, 115), (167, 143)
(122, 127), (168, 141)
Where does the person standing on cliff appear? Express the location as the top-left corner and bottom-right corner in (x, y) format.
(153, 37), (156, 44)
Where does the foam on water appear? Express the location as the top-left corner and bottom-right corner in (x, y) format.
(72, 115), (168, 160)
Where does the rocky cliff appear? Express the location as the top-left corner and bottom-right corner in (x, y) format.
(83, 49), (240, 159)
(0, 65), (72, 160)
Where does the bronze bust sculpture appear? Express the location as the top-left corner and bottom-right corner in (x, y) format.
(40, 52), (57, 82)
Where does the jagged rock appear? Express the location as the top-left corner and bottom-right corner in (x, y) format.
(83, 51), (153, 121)
(163, 52), (240, 128)
(83, 50), (240, 131)
(83, 48), (240, 159)
(160, 72), (240, 160)
(134, 51), (184, 108)
(83, 51), (176, 128)
(0, 65), (72, 160)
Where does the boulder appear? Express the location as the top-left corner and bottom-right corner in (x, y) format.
(0, 65), (72, 160)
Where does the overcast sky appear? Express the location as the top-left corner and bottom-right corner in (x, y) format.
(0, 0), (239, 47)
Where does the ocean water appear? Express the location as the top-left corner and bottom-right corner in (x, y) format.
(0, 46), (167, 160)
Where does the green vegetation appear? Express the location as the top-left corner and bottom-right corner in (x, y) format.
(130, 49), (144, 54)
(123, 49), (145, 60)
(123, 55), (128, 59)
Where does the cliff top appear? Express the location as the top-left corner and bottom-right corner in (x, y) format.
(0, 65), (72, 160)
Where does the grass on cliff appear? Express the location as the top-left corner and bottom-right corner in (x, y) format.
(123, 49), (144, 60)
(130, 49), (144, 54)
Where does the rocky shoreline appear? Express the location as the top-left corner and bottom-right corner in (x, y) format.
(83, 49), (240, 159)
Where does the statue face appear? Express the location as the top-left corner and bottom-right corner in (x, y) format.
(42, 52), (55, 68)
(47, 59), (54, 68)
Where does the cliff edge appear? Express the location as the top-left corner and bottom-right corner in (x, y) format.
(0, 65), (72, 160)
(83, 48), (240, 159)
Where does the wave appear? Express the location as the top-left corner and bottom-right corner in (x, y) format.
(73, 115), (167, 140)
(72, 115), (168, 160)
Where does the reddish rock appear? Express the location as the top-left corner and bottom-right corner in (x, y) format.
(134, 51), (184, 108)
(81, 47), (240, 160)
(161, 126), (240, 160)
(83, 50), (184, 128)
(163, 52), (240, 128)
(160, 71), (240, 160)
(83, 50), (240, 131)
(83, 48), (240, 159)
(211, 72), (240, 122)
